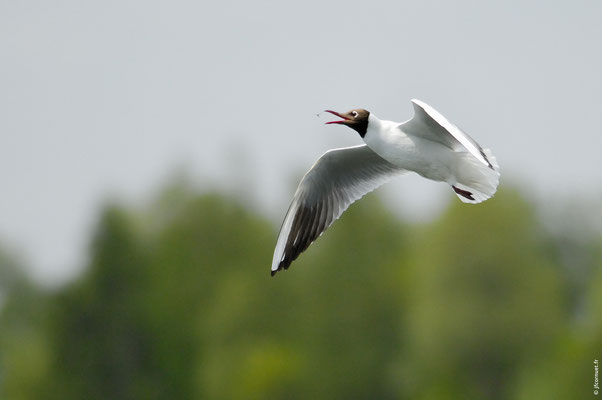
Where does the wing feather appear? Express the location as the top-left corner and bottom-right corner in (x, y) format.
(401, 99), (495, 170)
(271, 144), (405, 275)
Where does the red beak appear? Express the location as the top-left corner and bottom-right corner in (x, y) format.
(324, 110), (350, 125)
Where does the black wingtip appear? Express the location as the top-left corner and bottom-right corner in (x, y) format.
(453, 185), (475, 201)
(479, 149), (495, 170)
(271, 270), (277, 277)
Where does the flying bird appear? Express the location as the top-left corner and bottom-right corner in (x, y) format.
(271, 99), (500, 276)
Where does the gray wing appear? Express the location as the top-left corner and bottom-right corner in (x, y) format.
(271, 144), (405, 276)
(400, 99), (494, 169)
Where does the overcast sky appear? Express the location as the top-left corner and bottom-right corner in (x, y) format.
(1, 1), (601, 285)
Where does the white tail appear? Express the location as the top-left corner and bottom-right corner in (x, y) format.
(453, 149), (500, 204)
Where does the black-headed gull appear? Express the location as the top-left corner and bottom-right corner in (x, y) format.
(271, 99), (499, 276)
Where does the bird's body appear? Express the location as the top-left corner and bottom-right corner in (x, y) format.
(365, 116), (454, 182)
(271, 99), (500, 276)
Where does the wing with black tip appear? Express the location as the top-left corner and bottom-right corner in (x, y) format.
(271, 144), (405, 276)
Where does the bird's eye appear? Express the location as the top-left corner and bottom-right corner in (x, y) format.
(351, 111), (358, 117)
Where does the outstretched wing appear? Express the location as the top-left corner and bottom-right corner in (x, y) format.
(271, 144), (405, 276)
(400, 99), (495, 169)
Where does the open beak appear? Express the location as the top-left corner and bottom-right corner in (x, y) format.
(324, 110), (350, 125)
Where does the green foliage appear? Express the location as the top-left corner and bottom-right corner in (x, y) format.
(0, 184), (600, 399)
(401, 190), (566, 400)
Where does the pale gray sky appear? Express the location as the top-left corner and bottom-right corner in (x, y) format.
(1, 1), (601, 285)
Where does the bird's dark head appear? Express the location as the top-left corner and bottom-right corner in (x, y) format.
(325, 109), (370, 138)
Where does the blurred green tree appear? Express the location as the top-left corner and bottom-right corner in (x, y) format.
(399, 189), (567, 400)
(0, 182), (600, 400)
(0, 249), (51, 400)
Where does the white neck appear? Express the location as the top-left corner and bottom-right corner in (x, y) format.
(364, 113), (384, 141)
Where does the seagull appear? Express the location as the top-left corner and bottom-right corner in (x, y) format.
(271, 99), (500, 276)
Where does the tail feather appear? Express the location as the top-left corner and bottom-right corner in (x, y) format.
(453, 149), (500, 204)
